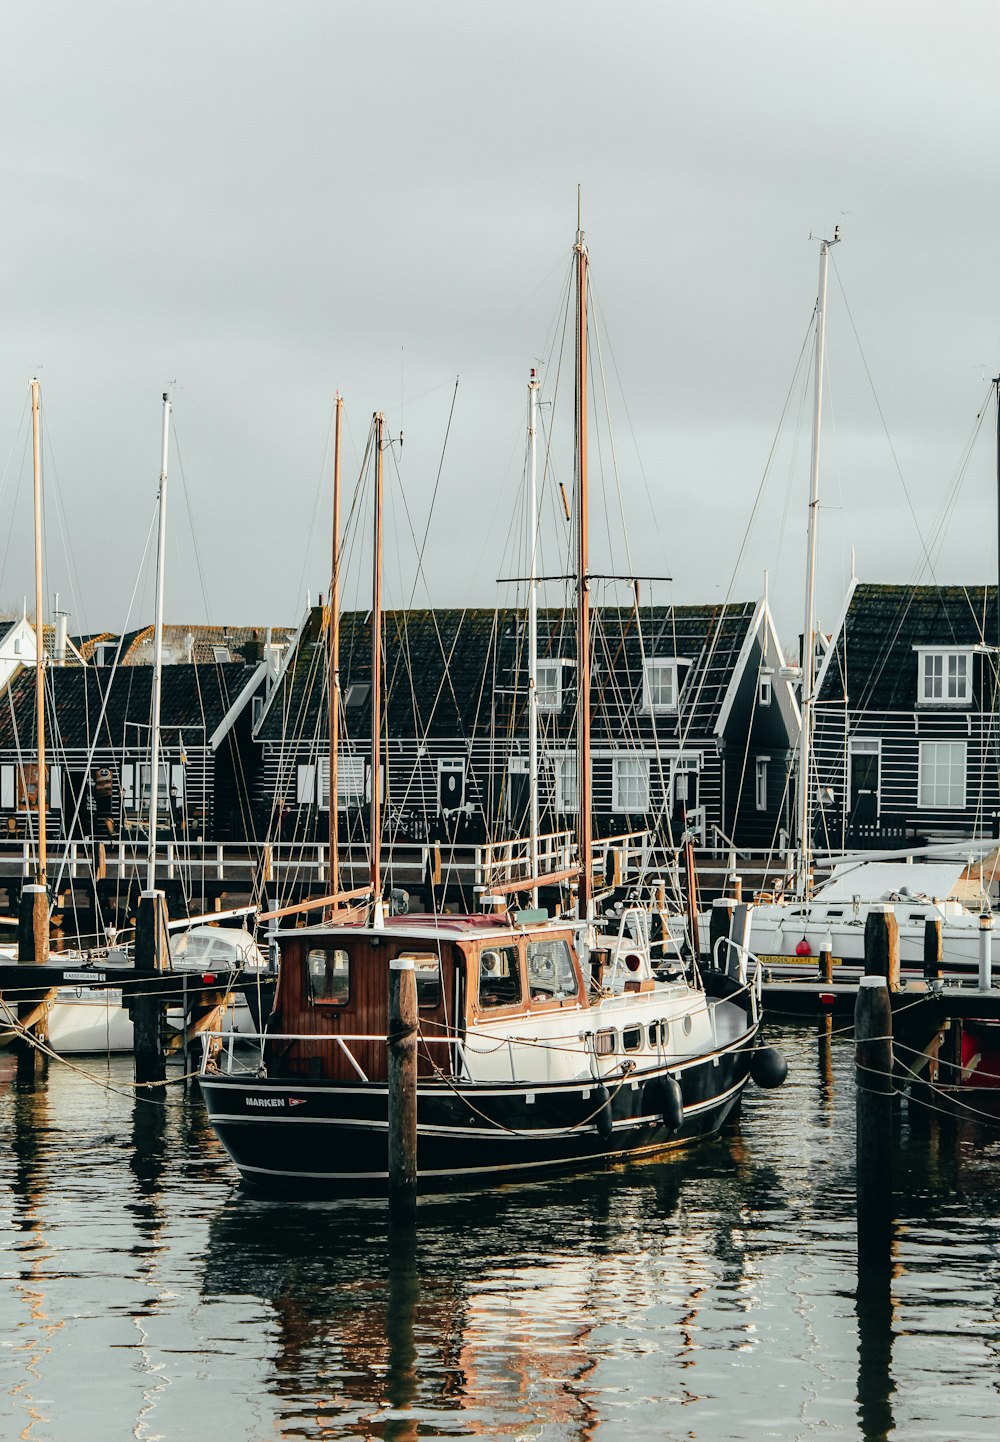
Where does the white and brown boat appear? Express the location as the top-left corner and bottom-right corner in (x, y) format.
(199, 221), (784, 1195)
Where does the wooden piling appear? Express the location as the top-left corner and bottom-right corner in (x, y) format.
(864, 903), (900, 991)
(387, 955), (418, 1222)
(923, 916), (943, 982)
(16, 884), (50, 1085)
(132, 889), (169, 1086)
(818, 936), (834, 985)
(855, 975), (894, 1255)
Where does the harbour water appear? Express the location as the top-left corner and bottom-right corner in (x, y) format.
(2, 1025), (1000, 1441)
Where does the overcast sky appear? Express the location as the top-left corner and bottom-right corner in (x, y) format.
(1, 1), (998, 646)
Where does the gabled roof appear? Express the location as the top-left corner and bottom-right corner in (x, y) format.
(0, 662), (256, 752)
(255, 601), (760, 745)
(816, 583), (997, 711)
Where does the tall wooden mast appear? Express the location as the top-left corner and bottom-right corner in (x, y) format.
(328, 394), (343, 898)
(575, 205), (593, 920)
(797, 227), (839, 899)
(30, 379), (46, 884)
(371, 412), (385, 922)
(146, 392), (171, 892)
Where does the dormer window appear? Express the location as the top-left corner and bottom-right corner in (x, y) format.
(642, 659), (680, 714)
(916, 648), (972, 705)
(536, 659), (566, 713)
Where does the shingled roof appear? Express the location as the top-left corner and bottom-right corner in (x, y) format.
(0, 662), (255, 752)
(817, 582), (998, 710)
(256, 601), (759, 745)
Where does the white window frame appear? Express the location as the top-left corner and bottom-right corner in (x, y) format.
(758, 670), (773, 707)
(755, 756), (769, 812)
(212, 645), (232, 664)
(915, 647), (973, 706)
(613, 754), (650, 812)
(642, 659), (679, 714)
(553, 754), (578, 814)
(0, 764), (14, 809)
(849, 737), (881, 815)
(918, 740), (966, 809)
(536, 659), (566, 713)
(318, 754), (367, 810)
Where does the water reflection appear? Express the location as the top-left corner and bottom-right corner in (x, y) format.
(3, 1032), (1000, 1438)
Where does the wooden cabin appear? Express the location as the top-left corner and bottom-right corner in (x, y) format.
(813, 581), (1000, 847)
(264, 916), (590, 1084)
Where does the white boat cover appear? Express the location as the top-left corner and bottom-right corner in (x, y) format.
(815, 861), (967, 905)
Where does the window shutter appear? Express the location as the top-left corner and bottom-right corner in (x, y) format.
(0, 765), (13, 809)
(49, 764), (61, 811)
(121, 764), (135, 809)
(297, 764), (317, 804)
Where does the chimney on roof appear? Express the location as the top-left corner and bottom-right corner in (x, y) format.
(52, 593), (68, 666)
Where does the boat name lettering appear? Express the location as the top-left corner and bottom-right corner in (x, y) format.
(63, 971), (106, 982)
(246, 1096), (286, 1109)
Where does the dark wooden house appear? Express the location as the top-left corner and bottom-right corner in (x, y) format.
(812, 581), (1000, 847)
(250, 598), (798, 852)
(0, 660), (270, 845)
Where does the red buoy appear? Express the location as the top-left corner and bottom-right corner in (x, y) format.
(795, 937), (812, 957)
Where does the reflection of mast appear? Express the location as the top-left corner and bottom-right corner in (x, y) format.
(575, 205), (593, 921)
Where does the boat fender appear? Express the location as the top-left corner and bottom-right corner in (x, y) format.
(795, 937), (812, 957)
(595, 1084), (614, 1142)
(750, 1046), (788, 1089)
(662, 1075), (684, 1134)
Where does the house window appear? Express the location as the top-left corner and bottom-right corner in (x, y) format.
(252, 695), (264, 727)
(642, 659), (678, 713)
(212, 646), (232, 663)
(613, 755), (650, 812)
(318, 755), (366, 810)
(758, 670), (773, 707)
(755, 756), (769, 812)
(554, 755), (578, 813)
(536, 660), (565, 713)
(918, 740), (966, 809)
(94, 642), (117, 667)
(918, 649), (972, 705)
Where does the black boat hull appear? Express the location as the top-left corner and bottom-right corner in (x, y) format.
(200, 1026), (757, 1195)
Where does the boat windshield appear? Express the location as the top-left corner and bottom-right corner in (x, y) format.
(478, 945), (522, 1009)
(396, 952), (442, 1009)
(526, 938), (579, 1002)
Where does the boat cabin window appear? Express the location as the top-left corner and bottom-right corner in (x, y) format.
(526, 938), (579, 1002)
(478, 945), (522, 1009)
(396, 952), (442, 1010)
(307, 946), (350, 1005)
(594, 1028), (617, 1056)
(622, 1026), (643, 1052)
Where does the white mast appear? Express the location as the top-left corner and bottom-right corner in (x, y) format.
(797, 228), (840, 898)
(31, 380), (46, 885)
(528, 368), (540, 905)
(146, 392), (171, 892)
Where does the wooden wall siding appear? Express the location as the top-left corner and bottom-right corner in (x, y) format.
(268, 935), (457, 1083)
(0, 743), (215, 843)
(812, 703), (1000, 842)
(253, 736), (727, 846)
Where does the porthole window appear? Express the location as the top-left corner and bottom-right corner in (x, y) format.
(622, 1026), (643, 1052)
(647, 1022), (659, 1048)
(594, 1028), (617, 1056)
(682, 1014), (692, 1037)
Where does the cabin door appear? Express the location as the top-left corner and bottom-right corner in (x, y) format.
(849, 740), (879, 829)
